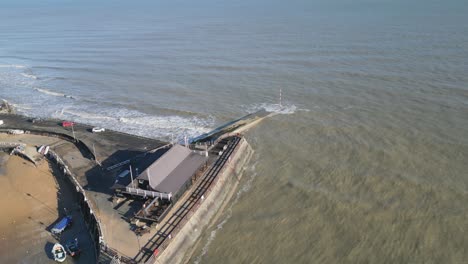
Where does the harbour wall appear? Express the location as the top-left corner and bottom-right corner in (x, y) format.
(0, 130), (102, 261)
(152, 137), (254, 264)
(0, 128), (95, 160)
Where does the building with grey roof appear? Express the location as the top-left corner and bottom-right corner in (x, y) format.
(136, 144), (207, 202)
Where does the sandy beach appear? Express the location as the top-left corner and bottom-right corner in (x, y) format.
(0, 152), (95, 263)
(0, 153), (60, 263)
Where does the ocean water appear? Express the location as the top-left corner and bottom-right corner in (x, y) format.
(1, 0), (468, 263)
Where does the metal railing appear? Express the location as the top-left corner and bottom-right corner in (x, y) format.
(138, 136), (243, 263)
(0, 141), (26, 148)
(124, 187), (172, 200)
(47, 150), (103, 263)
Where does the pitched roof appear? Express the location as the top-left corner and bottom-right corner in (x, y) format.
(156, 152), (207, 193)
(137, 144), (206, 194)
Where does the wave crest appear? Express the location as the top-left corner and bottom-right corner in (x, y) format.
(48, 107), (214, 141)
(246, 102), (306, 115)
(0, 64), (26, 69)
(21, 73), (37, 79)
(34, 88), (75, 99)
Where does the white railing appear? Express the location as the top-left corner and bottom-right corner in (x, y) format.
(125, 187), (172, 200)
(0, 142), (25, 148)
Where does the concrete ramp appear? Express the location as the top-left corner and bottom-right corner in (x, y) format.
(191, 109), (274, 144)
(0, 142), (39, 165)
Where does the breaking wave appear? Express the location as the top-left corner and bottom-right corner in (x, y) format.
(9, 102), (33, 111)
(59, 109), (116, 121)
(245, 102), (307, 115)
(20, 73), (37, 79)
(47, 107), (214, 141)
(117, 114), (214, 140)
(0, 64), (26, 69)
(34, 88), (75, 99)
(119, 115), (210, 131)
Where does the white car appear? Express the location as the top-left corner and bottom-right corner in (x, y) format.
(92, 127), (105, 133)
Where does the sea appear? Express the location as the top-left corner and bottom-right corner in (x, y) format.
(1, 0), (467, 263)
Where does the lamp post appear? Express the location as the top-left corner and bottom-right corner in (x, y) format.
(71, 123), (76, 142)
(130, 165), (135, 189)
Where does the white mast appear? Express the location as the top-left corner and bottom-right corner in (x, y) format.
(279, 88), (283, 108)
(71, 123), (76, 142)
(93, 143), (100, 165)
(129, 165), (135, 189)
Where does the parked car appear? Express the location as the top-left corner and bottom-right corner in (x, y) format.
(62, 121), (75, 127)
(0, 120), (4, 125)
(92, 127), (105, 133)
(29, 118), (42, 123)
(64, 238), (81, 257)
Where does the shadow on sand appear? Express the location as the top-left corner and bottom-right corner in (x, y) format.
(46, 159), (97, 263)
(44, 241), (55, 260)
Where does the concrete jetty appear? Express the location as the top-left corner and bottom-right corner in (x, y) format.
(0, 110), (269, 264)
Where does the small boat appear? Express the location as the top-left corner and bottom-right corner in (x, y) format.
(52, 243), (66, 262)
(44, 146), (50, 155)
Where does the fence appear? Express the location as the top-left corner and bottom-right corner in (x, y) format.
(100, 245), (138, 264)
(0, 141), (25, 148)
(47, 150), (103, 263)
(0, 128), (95, 160)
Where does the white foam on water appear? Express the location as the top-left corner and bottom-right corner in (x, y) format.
(0, 63), (42, 108)
(34, 88), (68, 98)
(0, 61), (215, 143)
(245, 102), (307, 115)
(10, 103), (33, 111)
(117, 114), (214, 140)
(119, 115), (210, 131)
(20, 73), (37, 79)
(0, 64), (26, 69)
(60, 109), (117, 121)
(194, 157), (260, 264)
(46, 106), (215, 141)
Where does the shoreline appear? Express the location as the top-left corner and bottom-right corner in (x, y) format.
(0, 112), (264, 264)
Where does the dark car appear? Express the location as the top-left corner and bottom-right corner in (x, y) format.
(28, 118), (42, 123)
(65, 238), (81, 257)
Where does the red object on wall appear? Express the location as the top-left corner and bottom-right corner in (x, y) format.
(153, 248), (159, 256)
